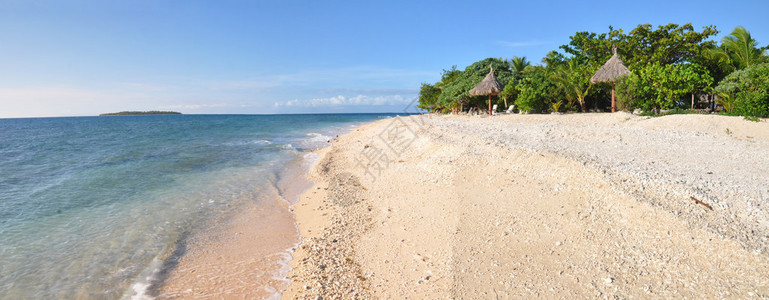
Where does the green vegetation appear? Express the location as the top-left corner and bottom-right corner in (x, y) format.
(714, 63), (769, 118)
(513, 66), (558, 112)
(418, 23), (769, 119)
(549, 59), (594, 112)
(99, 111), (182, 116)
(709, 26), (768, 71)
(638, 108), (705, 117)
(618, 62), (713, 111)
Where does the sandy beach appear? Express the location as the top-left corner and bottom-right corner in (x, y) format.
(284, 113), (769, 298)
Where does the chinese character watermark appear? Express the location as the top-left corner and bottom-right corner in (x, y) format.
(354, 97), (428, 181)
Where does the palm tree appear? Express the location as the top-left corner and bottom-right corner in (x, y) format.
(720, 26), (764, 69)
(510, 56), (531, 74)
(550, 60), (593, 112)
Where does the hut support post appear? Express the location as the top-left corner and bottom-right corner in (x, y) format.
(611, 83), (616, 113)
(488, 95), (492, 116)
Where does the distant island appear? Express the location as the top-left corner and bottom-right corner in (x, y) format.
(99, 111), (182, 116)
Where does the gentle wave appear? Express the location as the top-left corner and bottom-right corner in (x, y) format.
(0, 114), (399, 299)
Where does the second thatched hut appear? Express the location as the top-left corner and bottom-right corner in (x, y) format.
(469, 65), (504, 116)
(591, 47), (631, 112)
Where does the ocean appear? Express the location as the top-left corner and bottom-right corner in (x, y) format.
(0, 114), (396, 299)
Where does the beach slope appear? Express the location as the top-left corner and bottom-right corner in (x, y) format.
(286, 113), (769, 298)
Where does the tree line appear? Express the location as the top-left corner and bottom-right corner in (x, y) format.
(418, 23), (769, 118)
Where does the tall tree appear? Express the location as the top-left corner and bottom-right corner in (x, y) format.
(542, 50), (566, 69)
(623, 23), (718, 67)
(417, 83), (441, 111)
(559, 27), (623, 66)
(701, 44), (737, 84)
(416, 66), (462, 111)
(439, 65), (462, 86)
(510, 56), (531, 74)
(719, 26), (765, 70)
(631, 62), (713, 110)
(560, 23), (718, 70)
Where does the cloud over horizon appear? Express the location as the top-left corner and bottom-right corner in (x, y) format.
(0, 64), (424, 117)
(274, 94), (414, 108)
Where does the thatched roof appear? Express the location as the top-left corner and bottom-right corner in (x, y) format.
(469, 65), (503, 96)
(590, 48), (631, 83)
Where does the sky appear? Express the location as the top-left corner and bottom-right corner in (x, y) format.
(1, 0), (768, 118)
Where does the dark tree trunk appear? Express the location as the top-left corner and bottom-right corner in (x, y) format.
(691, 93), (695, 109)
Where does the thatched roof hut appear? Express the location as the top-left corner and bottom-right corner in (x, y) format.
(591, 48), (631, 83)
(470, 65), (503, 115)
(470, 65), (504, 96)
(591, 47), (631, 112)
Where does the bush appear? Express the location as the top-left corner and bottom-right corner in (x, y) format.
(514, 69), (558, 112)
(717, 92), (737, 114)
(615, 75), (640, 111)
(551, 100), (563, 113)
(734, 91), (769, 118)
(616, 63), (713, 111)
(714, 63), (769, 118)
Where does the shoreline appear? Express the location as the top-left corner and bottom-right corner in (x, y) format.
(283, 121), (385, 298)
(284, 113), (769, 298)
(149, 120), (377, 299)
(154, 179), (300, 299)
(152, 150), (321, 298)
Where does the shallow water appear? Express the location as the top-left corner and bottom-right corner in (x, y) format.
(0, 114), (396, 299)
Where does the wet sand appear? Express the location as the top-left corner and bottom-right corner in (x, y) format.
(285, 113), (769, 298)
(155, 190), (298, 299)
(155, 157), (316, 299)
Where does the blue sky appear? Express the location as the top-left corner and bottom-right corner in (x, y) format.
(1, 0), (768, 118)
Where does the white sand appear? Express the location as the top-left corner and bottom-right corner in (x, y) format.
(285, 113), (769, 298)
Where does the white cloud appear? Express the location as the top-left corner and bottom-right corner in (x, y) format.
(206, 66), (434, 92)
(317, 88), (419, 95)
(274, 94), (413, 108)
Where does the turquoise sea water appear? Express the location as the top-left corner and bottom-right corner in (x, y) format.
(0, 114), (395, 299)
